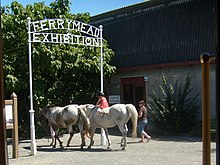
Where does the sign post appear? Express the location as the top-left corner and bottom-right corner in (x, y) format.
(27, 18), (105, 152)
(5, 93), (19, 159)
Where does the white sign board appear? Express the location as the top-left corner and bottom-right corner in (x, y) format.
(5, 104), (13, 124)
(29, 19), (102, 47)
(109, 95), (120, 104)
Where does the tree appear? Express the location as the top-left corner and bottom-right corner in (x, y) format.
(2, 0), (116, 138)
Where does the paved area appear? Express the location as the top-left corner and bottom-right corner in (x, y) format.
(7, 130), (216, 165)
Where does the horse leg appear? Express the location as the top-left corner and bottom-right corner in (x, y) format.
(53, 135), (57, 148)
(82, 130), (92, 146)
(53, 127), (63, 148)
(122, 124), (128, 150)
(79, 131), (86, 149)
(66, 132), (74, 147)
(55, 134), (64, 148)
(88, 127), (95, 149)
(104, 128), (111, 149)
(65, 125), (74, 147)
(121, 124), (128, 146)
(52, 127), (59, 148)
(77, 124), (86, 149)
(118, 124), (128, 150)
(49, 125), (55, 146)
(50, 136), (55, 146)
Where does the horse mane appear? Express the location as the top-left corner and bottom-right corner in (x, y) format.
(39, 105), (59, 118)
(79, 104), (95, 111)
(44, 105), (58, 108)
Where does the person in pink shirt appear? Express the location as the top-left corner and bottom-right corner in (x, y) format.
(96, 91), (109, 113)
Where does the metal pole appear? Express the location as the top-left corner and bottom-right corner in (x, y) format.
(200, 53), (211, 165)
(27, 17), (37, 155)
(100, 25), (104, 92)
(0, 9), (9, 165)
(99, 25), (106, 146)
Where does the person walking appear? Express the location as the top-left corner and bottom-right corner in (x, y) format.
(138, 100), (151, 142)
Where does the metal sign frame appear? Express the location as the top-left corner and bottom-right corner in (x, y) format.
(27, 17), (104, 155)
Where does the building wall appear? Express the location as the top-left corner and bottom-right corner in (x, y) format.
(107, 63), (216, 119)
(92, 0), (216, 126)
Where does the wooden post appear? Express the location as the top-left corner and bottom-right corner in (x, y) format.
(200, 53), (211, 165)
(213, 0), (219, 164)
(11, 93), (18, 158)
(144, 76), (148, 102)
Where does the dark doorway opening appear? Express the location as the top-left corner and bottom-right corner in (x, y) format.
(121, 77), (145, 131)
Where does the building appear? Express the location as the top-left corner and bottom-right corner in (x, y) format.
(91, 0), (216, 118)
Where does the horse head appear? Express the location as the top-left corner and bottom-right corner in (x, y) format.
(38, 106), (47, 124)
(39, 105), (55, 124)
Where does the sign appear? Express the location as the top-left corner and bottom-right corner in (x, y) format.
(109, 95), (120, 104)
(29, 19), (101, 47)
(5, 104), (13, 124)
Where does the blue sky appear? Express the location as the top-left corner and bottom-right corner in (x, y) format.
(1, 0), (146, 16)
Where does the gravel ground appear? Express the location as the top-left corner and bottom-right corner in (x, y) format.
(7, 130), (216, 165)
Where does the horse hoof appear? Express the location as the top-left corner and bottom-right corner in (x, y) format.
(88, 146), (91, 149)
(122, 147), (125, 150)
(107, 146), (111, 149)
(52, 145), (56, 148)
(91, 140), (94, 146)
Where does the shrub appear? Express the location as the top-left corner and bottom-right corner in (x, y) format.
(148, 73), (200, 134)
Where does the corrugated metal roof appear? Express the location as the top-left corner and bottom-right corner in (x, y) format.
(91, 0), (215, 69)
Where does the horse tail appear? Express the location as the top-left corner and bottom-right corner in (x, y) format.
(125, 104), (138, 137)
(78, 107), (90, 133)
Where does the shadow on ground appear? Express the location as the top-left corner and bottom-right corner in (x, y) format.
(22, 145), (124, 153)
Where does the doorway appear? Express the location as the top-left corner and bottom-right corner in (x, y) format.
(121, 76), (145, 130)
(121, 77), (145, 107)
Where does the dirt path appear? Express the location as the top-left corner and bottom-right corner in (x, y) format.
(7, 132), (216, 165)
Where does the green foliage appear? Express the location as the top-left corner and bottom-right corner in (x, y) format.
(148, 73), (200, 134)
(2, 0), (116, 138)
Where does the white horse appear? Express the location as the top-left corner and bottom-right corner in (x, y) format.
(40, 104), (90, 149)
(80, 103), (138, 150)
